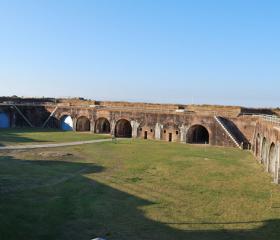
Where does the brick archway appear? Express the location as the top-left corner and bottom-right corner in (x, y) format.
(76, 116), (90, 132)
(95, 118), (110, 134)
(115, 119), (132, 138)
(187, 125), (209, 144)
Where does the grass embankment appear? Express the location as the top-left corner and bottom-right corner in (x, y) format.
(0, 140), (280, 239)
(0, 128), (110, 146)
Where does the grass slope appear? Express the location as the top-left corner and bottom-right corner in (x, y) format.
(0, 128), (110, 146)
(0, 140), (280, 239)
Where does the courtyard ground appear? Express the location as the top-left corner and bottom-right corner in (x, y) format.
(0, 128), (110, 146)
(0, 138), (280, 239)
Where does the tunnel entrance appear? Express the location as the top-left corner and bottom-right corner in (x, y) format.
(95, 118), (110, 134)
(115, 119), (132, 138)
(187, 125), (209, 144)
(60, 115), (73, 131)
(76, 116), (90, 132)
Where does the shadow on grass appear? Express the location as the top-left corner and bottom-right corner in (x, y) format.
(0, 155), (280, 240)
(0, 128), (110, 147)
(0, 129), (52, 146)
(0, 128), (77, 146)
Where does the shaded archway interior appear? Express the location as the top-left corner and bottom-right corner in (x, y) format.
(269, 143), (277, 174)
(95, 118), (111, 134)
(256, 134), (261, 157)
(60, 115), (73, 131)
(115, 119), (132, 138)
(187, 125), (209, 144)
(76, 116), (90, 132)
(261, 138), (267, 164)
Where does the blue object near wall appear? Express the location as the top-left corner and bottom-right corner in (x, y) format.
(61, 115), (73, 131)
(0, 112), (10, 128)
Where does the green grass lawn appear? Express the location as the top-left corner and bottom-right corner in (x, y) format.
(0, 139), (280, 240)
(0, 128), (110, 146)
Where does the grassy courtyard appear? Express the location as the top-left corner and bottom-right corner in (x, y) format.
(0, 128), (110, 146)
(0, 139), (280, 240)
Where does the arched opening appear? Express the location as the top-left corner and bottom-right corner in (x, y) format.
(187, 125), (209, 144)
(256, 133), (261, 157)
(76, 116), (90, 132)
(115, 119), (132, 138)
(0, 112), (10, 128)
(60, 115), (73, 131)
(261, 138), (267, 164)
(95, 118), (111, 134)
(269, 143), (277, 174)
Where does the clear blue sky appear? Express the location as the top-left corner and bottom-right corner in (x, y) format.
(0, 0), (279, 107)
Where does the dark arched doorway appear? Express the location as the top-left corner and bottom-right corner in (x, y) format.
(261, 138), (267, 164)
(256, 133), (261, 157)
(76, 116), (90, 132)
(269, 143), (277, 175)
(95, 118), (111, 134)
(187, 125), (209, 144)
(115, 119), (132, 138)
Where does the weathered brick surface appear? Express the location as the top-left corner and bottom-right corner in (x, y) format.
(0, 103), (258, 149)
